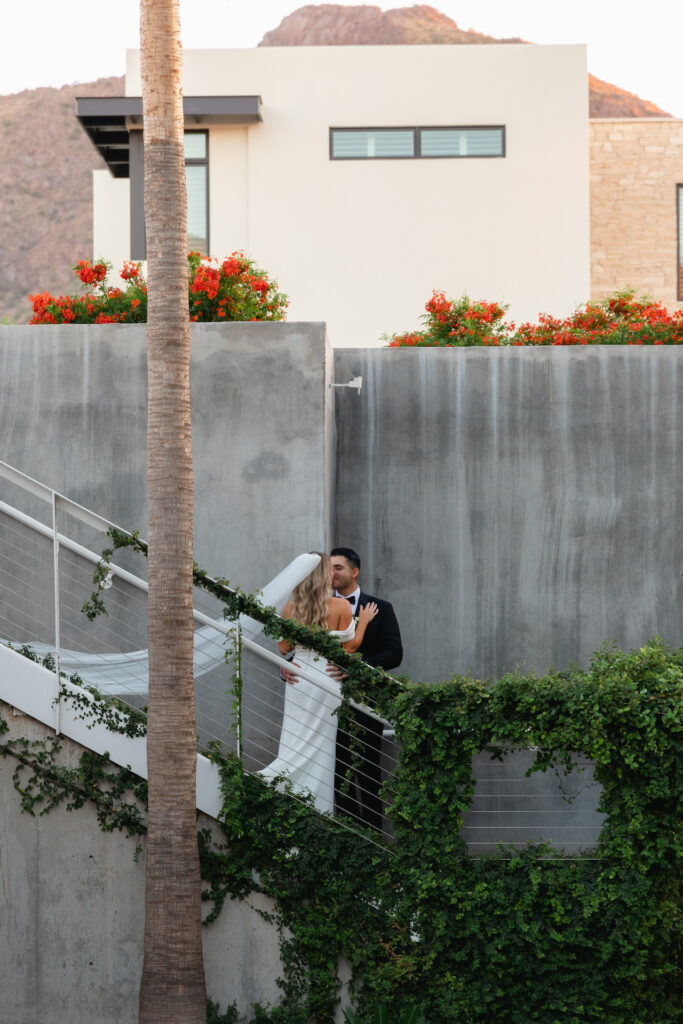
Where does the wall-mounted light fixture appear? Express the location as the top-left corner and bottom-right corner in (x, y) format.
(329, 376), (363, 395)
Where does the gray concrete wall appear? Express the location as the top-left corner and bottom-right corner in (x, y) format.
(2, 327), (681, 687)
(0, 704), (284, 1024)
(0, 323), (334, 757)
(0, 322), (333, 594)
(6, 331), (662, 1017)
(334, 346), (682, 681)
(463, 749), (604, 855)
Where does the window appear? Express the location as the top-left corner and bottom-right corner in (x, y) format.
(678, 185), (683, 301)
(130, 129), (210, 259)
(420, 127), (504, 158)
(331, 129), (415, 159)
(185, 131), (209, 253)
(330, 126), (504, 160)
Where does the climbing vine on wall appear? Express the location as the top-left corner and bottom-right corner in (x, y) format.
(0, 724), (147, 844)
(199, 641), (682, 1024)
(2, 529), (681, 1023)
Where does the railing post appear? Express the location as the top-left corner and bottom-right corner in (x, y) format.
(52, 491), (62, 735)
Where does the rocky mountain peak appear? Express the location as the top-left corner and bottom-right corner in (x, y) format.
(259, 3), (523, 46)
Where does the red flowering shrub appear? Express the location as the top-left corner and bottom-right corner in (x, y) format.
(28, 260), (147, 325)
(27, 252), (288, 325)
(185, 251), (287, 322)
(75, 259), (108, 286)
(387, 289), (683, 347)
(513, 290), (683, 346)
(387, 293), (511, 348)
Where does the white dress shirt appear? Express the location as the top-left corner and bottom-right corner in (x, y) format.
(336, 586), (360, 614)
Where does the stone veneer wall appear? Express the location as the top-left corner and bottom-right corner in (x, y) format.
(589, 118), (683, 308)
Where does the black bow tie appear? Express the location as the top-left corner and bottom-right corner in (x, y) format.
(346, 596), (356, 604)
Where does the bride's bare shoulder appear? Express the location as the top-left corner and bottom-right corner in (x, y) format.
(328, 596), (352, 628)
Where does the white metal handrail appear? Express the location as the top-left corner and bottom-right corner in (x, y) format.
(0, 493), (389, 726)
(0, 459), (119, 535)
(1, 459), (389, 714)
(0, 459), (389, 731)
(0, 499), (147, 594)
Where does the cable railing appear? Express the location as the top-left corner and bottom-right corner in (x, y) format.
(0, 459), (605, 850)
(237, 631), (399, 833)
(0, 467), (234, 751)
(0, 459), (398, 837)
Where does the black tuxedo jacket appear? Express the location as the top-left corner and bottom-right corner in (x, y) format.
(354, 591), (403, 671)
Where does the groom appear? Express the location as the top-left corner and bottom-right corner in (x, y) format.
(329, 547), (402, 831)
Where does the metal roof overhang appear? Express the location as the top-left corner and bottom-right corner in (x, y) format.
(76, 95), (263, 177)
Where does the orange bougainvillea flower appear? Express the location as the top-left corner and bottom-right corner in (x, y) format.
(121, 261), (141, 281)
(75, 260), (108, 286)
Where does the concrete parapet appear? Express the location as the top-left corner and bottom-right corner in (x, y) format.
(0, 322), (334, 594)
(334, 345), (682, 682)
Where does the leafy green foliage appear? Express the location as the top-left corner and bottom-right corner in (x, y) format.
(208, 641), (681, 1024)
(0, 732), (147, 840)
(207, 998), (240, 1024)
(344, 1002), (426, 1024)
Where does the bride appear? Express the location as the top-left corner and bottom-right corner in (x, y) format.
(259, 553), (377, 814)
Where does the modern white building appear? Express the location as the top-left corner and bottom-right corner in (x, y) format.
(81, 45), (590, 346)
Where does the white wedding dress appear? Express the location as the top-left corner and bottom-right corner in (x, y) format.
(259, 622), (356, 814)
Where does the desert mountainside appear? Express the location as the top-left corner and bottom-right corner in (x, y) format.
(0, 77), (123, 324)
(0, 4), (670, 323)
(586, 72), (669, 117)
(259, 3), (524, 45)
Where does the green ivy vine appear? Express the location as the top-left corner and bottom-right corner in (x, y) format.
(2, 527), (680, 1024)
(0, 725), (147, 847)
(199, 641), (681, 1024)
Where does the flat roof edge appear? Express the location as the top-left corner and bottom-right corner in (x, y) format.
(76, 96), (263, 176)
(76, 95), (262, 117)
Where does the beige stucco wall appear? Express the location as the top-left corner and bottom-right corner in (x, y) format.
(590, 118), (683, 309)
(93, 170), (130, 282)
(117, 45), (590, 347)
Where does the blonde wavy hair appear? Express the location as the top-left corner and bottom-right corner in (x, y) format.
(288, 553), (332, 628)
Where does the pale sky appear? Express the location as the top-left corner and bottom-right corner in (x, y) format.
(3, 1), (681, 116)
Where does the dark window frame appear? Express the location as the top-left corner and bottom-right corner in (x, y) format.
(130, 128), (210, 260)
(184, 129), (210, 255)
(417, 125), (506, 159)
(329, 127), (417, 161)
(329, 125), (506, 161)
(130, 131), (145, 260)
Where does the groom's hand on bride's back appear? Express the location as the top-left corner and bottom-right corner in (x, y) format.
(280, 660), (344, 682)
(280, 664), (300, 685)
(326, 663), (347, 681)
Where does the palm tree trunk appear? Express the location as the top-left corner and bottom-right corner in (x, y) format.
(138, 2), (207, 1021)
